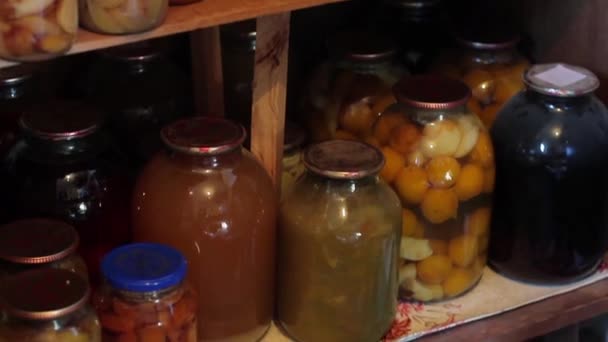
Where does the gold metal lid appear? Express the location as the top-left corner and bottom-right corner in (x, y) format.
(304, 140), (384, 179)
(393, 75), (471, 110)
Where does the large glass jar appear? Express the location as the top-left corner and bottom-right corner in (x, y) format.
(431, 27), (530, 128)
(0, 268), (100, 341)
(489, 64), (608, 284)
(0, 219), (88, 279)
(133, 117), (277, 342)
(303, 30), (406, 143)
(377, 75), (494, 301)
(0, 0), (77, 62)
(278, 140), (401, 342)
(79, 0), (168, 34)
(86, 42), (191, 171)
(3, 101), (132, 285)
(95, 243), (197, 342)
(281, 122), (306, 199)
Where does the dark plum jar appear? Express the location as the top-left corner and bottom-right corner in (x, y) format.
(489, 63), (608, 284)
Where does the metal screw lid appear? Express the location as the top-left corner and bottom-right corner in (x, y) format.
(0, 269), (90, 320)
(328, 30), (397, 62)
(304, 140), (384, 179)
(0, 219), (79, 265)
(393, 75), (471, 110)
(161, 117), (246, 156)
(20, 101), (102, 141)
(524, 63), (599, 97)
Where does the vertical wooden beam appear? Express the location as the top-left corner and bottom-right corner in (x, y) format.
(190, 27), (225, 116)
(251, 13), (290, 188)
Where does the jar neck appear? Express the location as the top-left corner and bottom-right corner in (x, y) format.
(24, 132), (104, 156)
(113, 283), (181, 303)
(337, 58), (394, 74)
(397, 103), (467, 125)
(307, 171), (380, 191)
(462, 47), (518, 66)
(526, 90), (592, 112)
(166, 146), (244, 168)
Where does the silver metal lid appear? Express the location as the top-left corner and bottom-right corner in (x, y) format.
(524, 63), (599, 97)
(304, 140), (384, 180)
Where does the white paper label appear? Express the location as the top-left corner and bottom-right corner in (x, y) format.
(533, 64), (587, 87)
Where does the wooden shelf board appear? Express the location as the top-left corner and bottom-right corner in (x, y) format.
(0, 0), (346, 69)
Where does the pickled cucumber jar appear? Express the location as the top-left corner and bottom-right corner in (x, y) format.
(303, 30), (406, 142)
(0, 219), (88, 279)
(0, 268), (101, 341)
(79, 0), (168, 34)
(0, 0), (77, 62)
(278, 140), (401, 342)
(431, 27), (530, 128)
(376, 75), (494, 301)
(490, 64), (608, 284)
(281, 122), (306, 198)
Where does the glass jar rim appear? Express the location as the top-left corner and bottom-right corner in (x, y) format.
(161, 117), (246, 156)
(20, 102), (101, 141)
(524, 63), (599, 97)
(393, 75), (471, 110)
(454, 25), (521, 50)
(304, 140), (384, 180)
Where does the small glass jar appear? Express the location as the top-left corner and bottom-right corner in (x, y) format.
(490, 64), (608, 284)
(95, 243), (197, 342)
(0, 268), (100, 341)
(133, 117), (277, 342)
(3, 101), (132, 285)
(79, 0), (168, 35)
(376, 75), (494, 301)
(303, 30), (406, 143)
(0, 219), (88, 279)
(0, 0), (77, 62)
(281, 122), (306, 198)
(278, 140), (401, 342)
(431, 27), (530, 128)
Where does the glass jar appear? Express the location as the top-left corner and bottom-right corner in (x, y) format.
(0, 67), (36, 158)
(132, 117), (277, 342)
(489, 64), (608, 284)
(376, 75), (494, 301)
(0, 0), (77, 62)
(3, 101), (132, 285)
(281, 122), (306, 198)
(86, 42), (191, 171)
(79, 0), (168, 34)
(0, 268), (100, 341)
(95, 243), (197, 342)
(0, 219), (88, 279)
(431, 27), (530, 128)
(277, 140), (401, 342)
(303, 30), (406, 143)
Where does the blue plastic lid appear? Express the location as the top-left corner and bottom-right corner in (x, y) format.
(101, 243), (188, 292)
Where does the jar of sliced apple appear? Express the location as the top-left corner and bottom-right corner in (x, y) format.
(79, 0), (168, 35)
(377, 75), (494, 302)
(0, 0), (77, 62)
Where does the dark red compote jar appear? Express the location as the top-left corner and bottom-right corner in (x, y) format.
(2, 101), (131, 285)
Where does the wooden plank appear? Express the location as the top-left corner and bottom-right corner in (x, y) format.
(250, 12), (290, 187)
(190, 27), (225, 116)
(0, 0), (345, 69)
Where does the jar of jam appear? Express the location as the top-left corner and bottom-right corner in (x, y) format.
(490, 64), (608, 284)
(133, 117), (277, 341)
(431, 26), (530, 128)
(0, 219), (87, 279)
(376, 75), (494, 301)
(3, 101), (132, 285)
(277, 140), (401, 342)
(79, 0), (168, 34)
(0, 0), (77, 62)
(95, 243), (197, 342)
(281, 122), (306, 198)
(0, 268), (100, 341)
(303, 30), (406, 143)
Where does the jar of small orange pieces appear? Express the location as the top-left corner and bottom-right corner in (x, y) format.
(377, 75), (494, 302)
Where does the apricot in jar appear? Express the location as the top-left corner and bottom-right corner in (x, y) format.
(374, 112), (406, 145)
(448, 235), (478, 267)
(417, 255), (453, 285)
(390, 123), (421, 155)
(454, 163), (484, 201)
(466, 207), (491, 237)
(429, 239), (448, 255)
(425, 156), (461, 188)
(442, 268), (475, 297)
(379, 147), (405, 182)
(469, 132), (494, 167)
(421, 188), (458, 224)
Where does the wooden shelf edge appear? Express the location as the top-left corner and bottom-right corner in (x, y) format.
(0, 0), (346, 69)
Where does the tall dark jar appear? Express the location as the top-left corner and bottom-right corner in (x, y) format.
(489, 63), (608, 284)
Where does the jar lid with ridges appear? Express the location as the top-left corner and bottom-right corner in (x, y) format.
(161, 117), (246, 155)
(304, 140), (384, 179)
(524, 63), (599, 97)
(20, 101), (102, 141)
(0, 269), (89, 320)
(393, 75), (471, 110)
(0, 219), (79, 264)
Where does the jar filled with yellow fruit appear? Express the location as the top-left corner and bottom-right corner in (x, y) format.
(303, 30), (406, 143)
(79, 0), (168, 35)
(377, 75), (494, 302)
(432, 27), (530, 128)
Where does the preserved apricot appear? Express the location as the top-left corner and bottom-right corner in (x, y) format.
(469, 132), (494, 167)
(379, 146), (405, 182)
(448, 235), (478, 267)
(371, 93), (397, 115)
(401, 209), (418, 238)
(425, 156), (461, 188)
(454, 163), (484, 201)
(442, 268), (475, 297)
(374, 112), (406, 145)
(483, 167), (495, 193)
(416, 255), (453, 285)
(429, 239), (448, 255)
(339, 101), (376, 136)
(494, 78), (521, 104)
(466, 207), (491, 236)
(421, 188), (458, 224)
(394, 166), (429, 204)
(479, 103), (502, 128)
(407, 149), (425, 167)
(389, 122), (421, 155)
(364, 136), (381, 149)
(463, 69), (495, 104)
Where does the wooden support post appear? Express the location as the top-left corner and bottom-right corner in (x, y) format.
(251, 12), (290, 188)
(190, 27), (225, 116)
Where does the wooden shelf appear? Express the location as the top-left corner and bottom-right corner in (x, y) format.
(0, 0), (346, 69)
